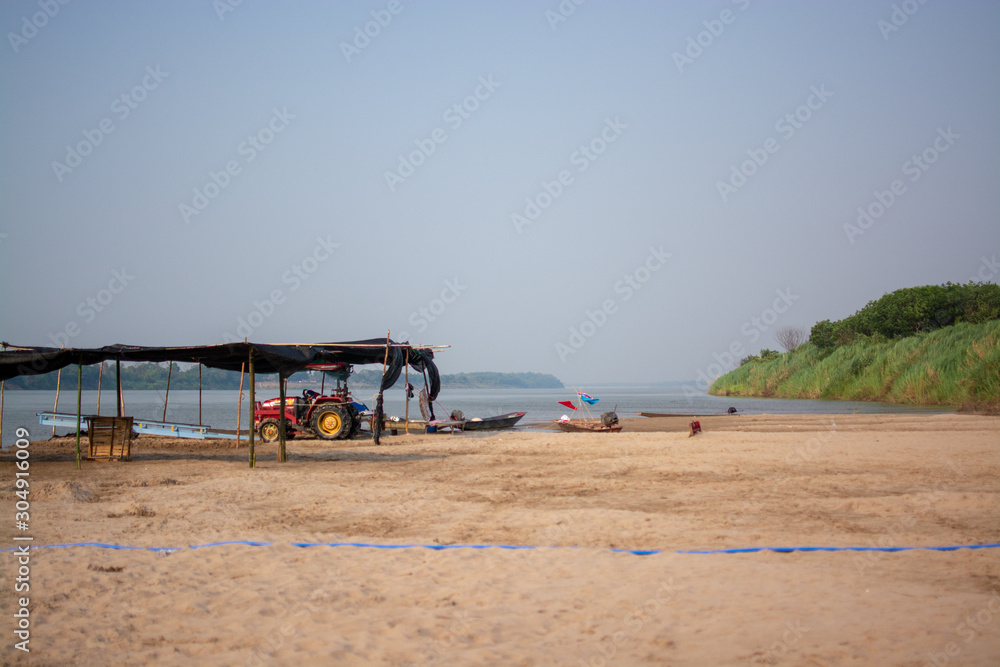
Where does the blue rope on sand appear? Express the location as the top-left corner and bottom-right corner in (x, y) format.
(6, 541), (1000, 555)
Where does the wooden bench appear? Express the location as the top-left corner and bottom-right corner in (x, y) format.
(86, 416), (134, 461)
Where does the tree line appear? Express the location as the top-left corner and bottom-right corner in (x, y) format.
(4, 364), (565, 391)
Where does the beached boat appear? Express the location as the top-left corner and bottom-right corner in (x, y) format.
(461, 411), (526, 431)
(552, 391), (622, 433)
(554, 419), (622, 433)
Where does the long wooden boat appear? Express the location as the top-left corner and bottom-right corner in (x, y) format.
(554, 419), (622, 433)
(461, 412), (526, 431)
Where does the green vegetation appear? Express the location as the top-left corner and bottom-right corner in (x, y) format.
(3, 362), (245, 391)
(740, 348), (780, 365)
(710, 309), (1000, 411)
(809, 282), (999, 348)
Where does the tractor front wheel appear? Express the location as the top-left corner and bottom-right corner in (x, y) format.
(259, 419), (280, 443)
(312, 405), (350, 440)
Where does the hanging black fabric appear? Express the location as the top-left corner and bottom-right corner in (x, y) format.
(0, 340), (439, 388)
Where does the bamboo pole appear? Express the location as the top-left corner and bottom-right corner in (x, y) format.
(52, 366), (62, 437)
(236, 362), (245, 446)
(248, 351), (255, 468)
(75, 362), (82, 470)
(162, 362), (173, 421)
(115, 357), (123, 417)
(373, 330), (391, 445)
(96, 362), (104, 415)
(404, 347), (410, 435)
(0, 346), (4, 449)
(198, 364), (203, 425)
(277, 373), (286, 463)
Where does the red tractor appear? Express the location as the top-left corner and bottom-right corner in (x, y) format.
(253, 364), (365, 442)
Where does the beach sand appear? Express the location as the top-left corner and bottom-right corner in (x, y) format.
(2, 413), (998, 666)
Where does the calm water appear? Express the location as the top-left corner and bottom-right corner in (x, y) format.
(0, 385), (951, 449)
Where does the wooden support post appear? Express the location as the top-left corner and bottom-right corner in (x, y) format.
(373, 330), (391, 445)
(162, 362), (173, 422)
(248, 351), (255, 468)
(404, 347), (410, 435)
(96, 362), (104, 416)
(0, 345), (4, 448)
(236, 362), (245, 445)
(115, 357), (123, 417)
(52, 367), (62, 437)
(75, 362), (82, 470)
(278, 373), (287, 463)
(198, 364), (203, 425)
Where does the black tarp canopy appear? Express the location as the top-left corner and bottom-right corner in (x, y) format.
(0, 339), (440, 400)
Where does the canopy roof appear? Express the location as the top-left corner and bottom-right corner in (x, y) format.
(0, 339), (441, 399)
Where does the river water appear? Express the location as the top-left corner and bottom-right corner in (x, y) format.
(0, 385), (952, 449)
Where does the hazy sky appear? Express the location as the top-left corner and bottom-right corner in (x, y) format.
(2, 0), (997, 385)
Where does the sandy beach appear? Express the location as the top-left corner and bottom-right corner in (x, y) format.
(2, 413), (998, 666)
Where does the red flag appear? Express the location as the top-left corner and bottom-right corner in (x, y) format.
(558, 400), (577, 410)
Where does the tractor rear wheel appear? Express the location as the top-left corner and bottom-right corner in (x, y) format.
(347, 404), (361, 438)
(259, 419), (280, 443)
(312, 405), (350, 440)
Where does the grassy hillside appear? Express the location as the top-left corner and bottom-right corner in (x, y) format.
(709, 320), (1000, 410)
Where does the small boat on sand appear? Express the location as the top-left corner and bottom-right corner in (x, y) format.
(555, 418), (622, 433)
(461, 411), (526, 431)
